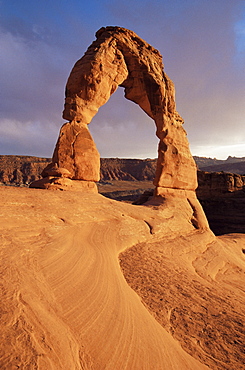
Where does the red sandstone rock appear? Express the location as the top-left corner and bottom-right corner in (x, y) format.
(35, 26), (197, 191)
(29, 26), (207, 227)
(197, 171), (245, 197)
(60, 26), (197, 191)
(29, 177), (98, 192)
(41, 163), (72, 179)
(52, 121), (100, 181)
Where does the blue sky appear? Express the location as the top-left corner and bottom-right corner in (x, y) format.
(0, 0), (245, 159)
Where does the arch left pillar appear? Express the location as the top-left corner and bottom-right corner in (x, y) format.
(30, 34), (128, 191)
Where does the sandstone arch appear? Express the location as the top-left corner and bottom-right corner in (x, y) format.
(31, 26), (208, 228)
(57, 26), (197, 192)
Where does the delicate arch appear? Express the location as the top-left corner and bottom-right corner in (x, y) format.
(47, 27), (198, 192)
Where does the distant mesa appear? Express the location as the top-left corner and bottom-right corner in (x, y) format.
(30, 26), (208, 229)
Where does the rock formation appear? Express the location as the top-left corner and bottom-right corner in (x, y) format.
(61, 26), (198, 192)
(0, 155), (51, 186)
(197, 171), (245, 235)
(197, 171), (245, 196)
(100, 158), (157, 181)
(1, 186), (245, 369)
(2, 155), (245, 191)
(30, 26), (209, 228)
(2, 28), (245, 368)
(31, 27), (196, 189)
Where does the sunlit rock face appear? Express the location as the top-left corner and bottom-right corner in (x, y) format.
(51, 121), (100, 182)
(61, 26), (197, 191)
(32, 25), (202, 219)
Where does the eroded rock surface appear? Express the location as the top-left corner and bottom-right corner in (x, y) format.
(63, 26), (197, 191)
(33, 26), (197, 192)
(51, 121), (100, 182)
(1, 187), (245, 369)
(197, 171), (245, 197)
(30, 26), (209, 229)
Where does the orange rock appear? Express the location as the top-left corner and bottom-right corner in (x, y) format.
(29, 176), (98, 192)
(62, 26), (197, 190)
(52, 121), (100, 182)
(41, 163), (72, 178)
(34, 27), (197, 195)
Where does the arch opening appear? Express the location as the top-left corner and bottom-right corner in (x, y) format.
(89, 87), (158, 159)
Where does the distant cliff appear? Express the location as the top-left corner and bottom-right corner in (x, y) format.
(194, 155), (245, 174)
(100, 158), (157, 181)
(196, 170), (245, 196)
(0, 156), (51, 186)
(0, 156), (157, 185)
(0, 155), (245, 193)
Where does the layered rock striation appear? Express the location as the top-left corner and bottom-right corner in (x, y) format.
(3, 155), (244, 195)
(100, 158), (157, 181)
(197, 170), (245, 196)
(0, 156), (50, 186)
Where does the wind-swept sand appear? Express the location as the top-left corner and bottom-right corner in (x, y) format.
(1, 186), (244, 369)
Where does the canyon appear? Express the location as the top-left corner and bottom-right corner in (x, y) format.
(1, 155), (245, 191)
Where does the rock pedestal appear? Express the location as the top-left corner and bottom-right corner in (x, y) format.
(30, 120), (99, 191)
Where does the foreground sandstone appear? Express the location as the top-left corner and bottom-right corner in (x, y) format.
(1, 186), (244, 369)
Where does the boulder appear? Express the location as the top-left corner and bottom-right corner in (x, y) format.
(41, 163), (72, 179)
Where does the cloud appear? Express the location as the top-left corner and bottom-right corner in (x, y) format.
(191, 143), (245, 160)
(0, 21), (73, 156)
(0, 119), (59, 157)
(0, 27), (67, 122)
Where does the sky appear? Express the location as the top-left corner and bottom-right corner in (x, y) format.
(0, 0), (245, 160)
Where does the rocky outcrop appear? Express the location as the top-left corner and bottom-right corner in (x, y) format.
(32, 26), (198, 197)
(2, 155), (245, 234)
(51, 121), (100, 182)
(0, 156), (157, 185)
(0, 155), (50, 186)
(197, 171), (245, 197)
(197, 171), (245, 235)
(100, 158), (157, 181)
